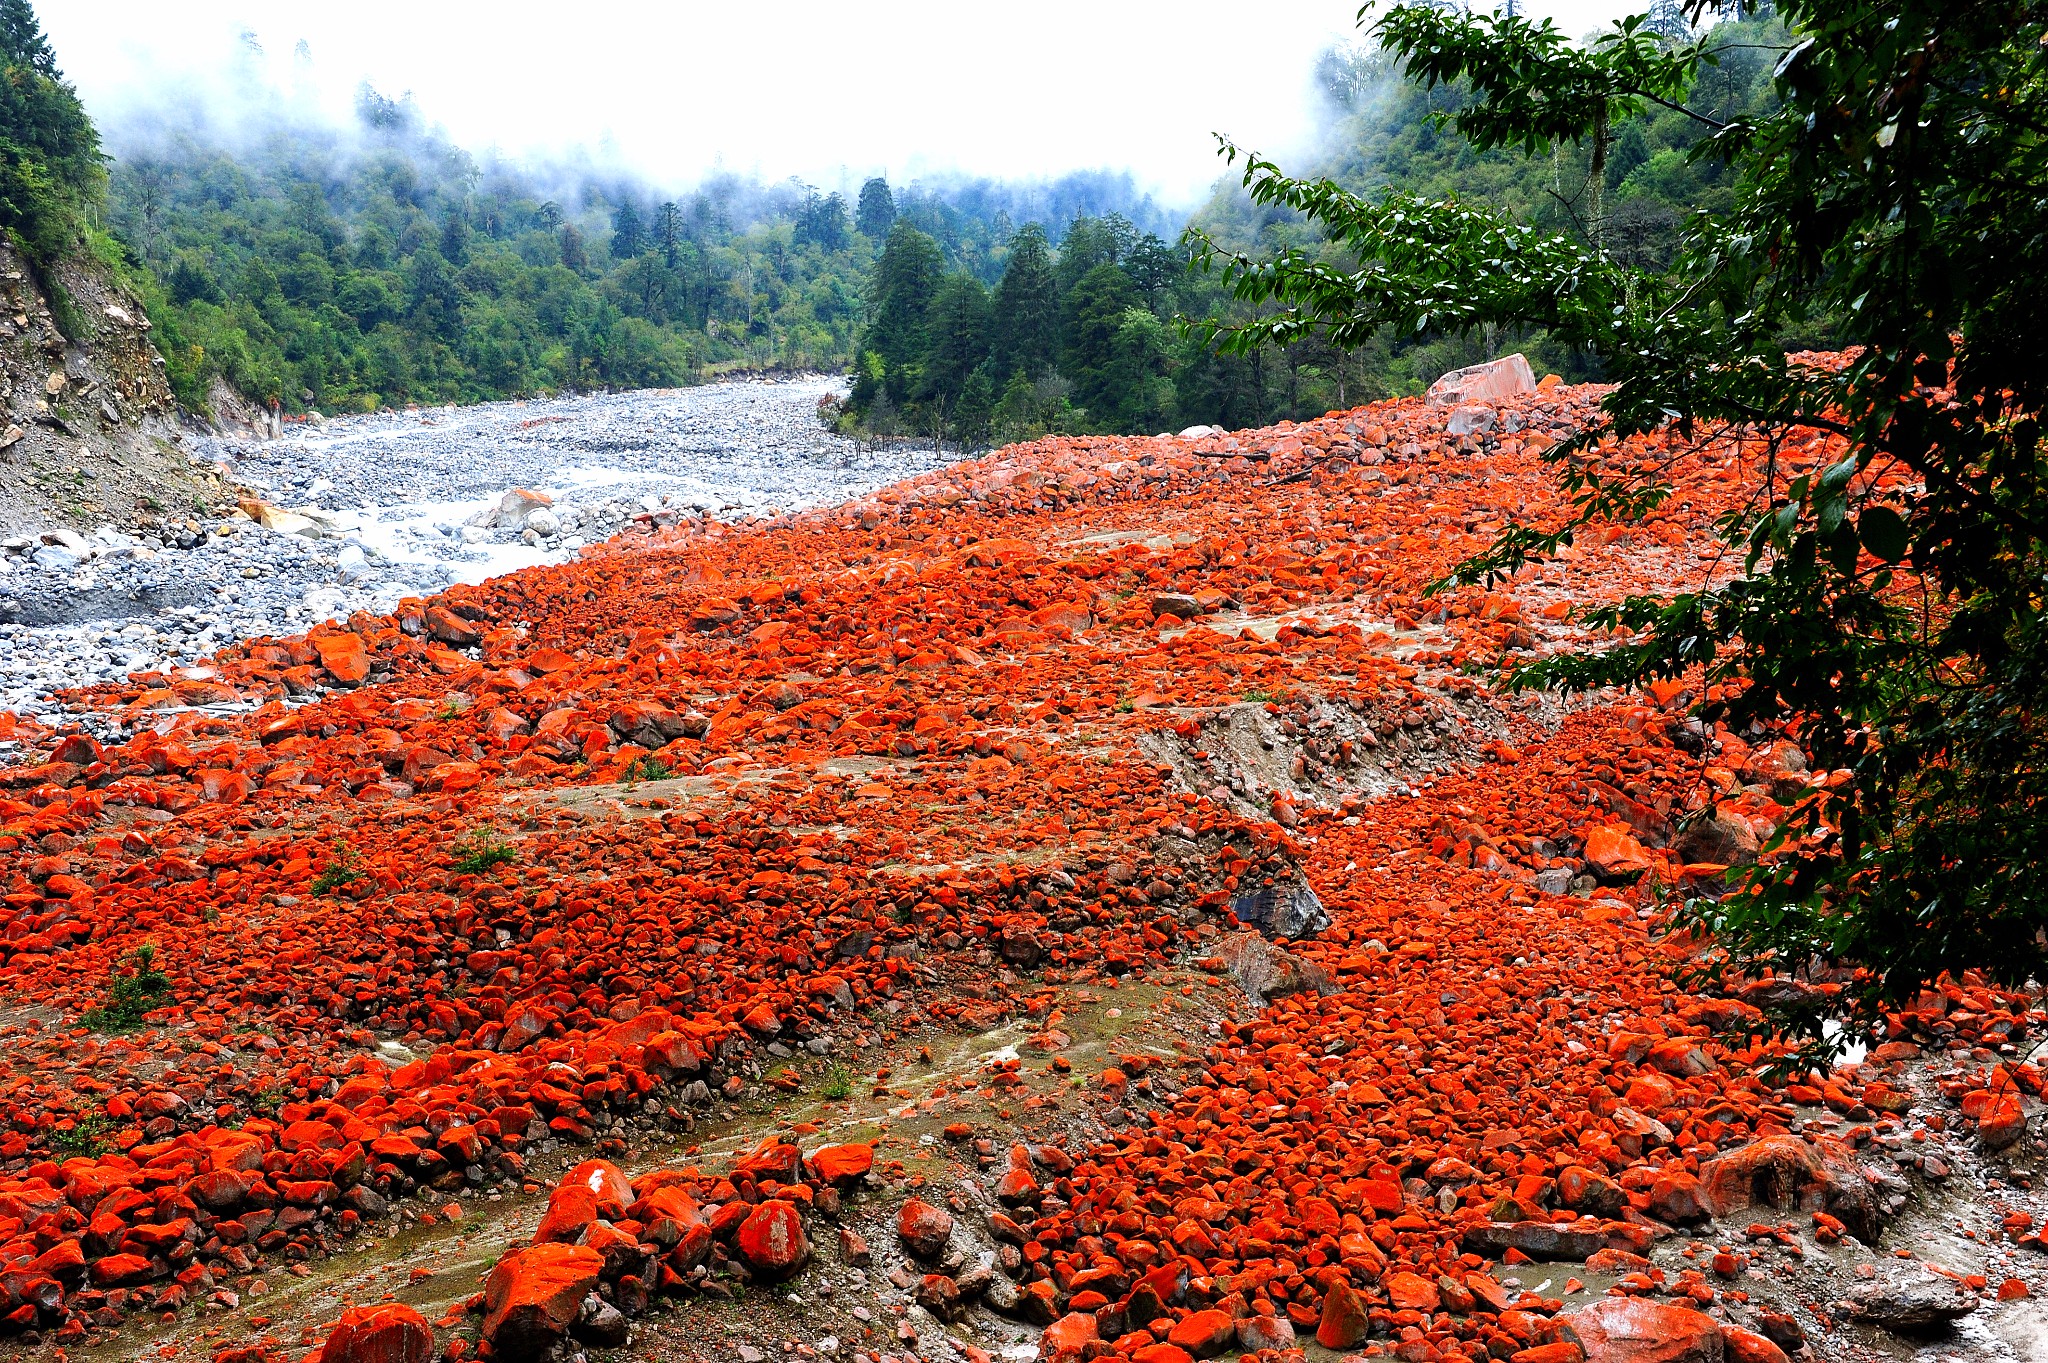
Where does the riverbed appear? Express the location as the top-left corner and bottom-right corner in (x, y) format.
(0, 375), (952, 715)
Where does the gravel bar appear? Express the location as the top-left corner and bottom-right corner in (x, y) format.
(0, 375), (950, 715)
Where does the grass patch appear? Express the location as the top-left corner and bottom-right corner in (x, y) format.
(450, 832), (518, 876)
(82, 944), (169, 1032)
(820, 1064), (853, 1100)
(1241, 688), (1277, 703)
(310, 841), (364, 895)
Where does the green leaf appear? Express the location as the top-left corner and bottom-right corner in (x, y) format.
(1817, 486), (1846, 536)
(1826, 520), (1860, 575)
(1859, 506), (1910, 562)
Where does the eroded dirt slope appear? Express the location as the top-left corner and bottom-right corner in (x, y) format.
(0, 237), (212, 536)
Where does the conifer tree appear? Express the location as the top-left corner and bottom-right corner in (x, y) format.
(921, 273), (990, 416)
(989, 223), (1059, 380)
(610, 199), (645, 260)
(860, 221), (943, 405)
(1060, 262), (1138, 422)
(855, 177), (895, 239)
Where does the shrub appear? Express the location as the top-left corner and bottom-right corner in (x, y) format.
(82, 944), (169, 1032)
(622, 756), (674, 783)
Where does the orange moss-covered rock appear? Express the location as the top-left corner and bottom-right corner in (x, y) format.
(1, 365), (1997, 1352)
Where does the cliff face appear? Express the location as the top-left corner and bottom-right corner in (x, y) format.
(0, 236), (222, 536)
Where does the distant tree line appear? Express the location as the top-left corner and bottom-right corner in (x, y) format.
(845, 207), (1297, 448)
(107, 95), (883, 413)
(91, 81), (1170, 415)
(840, 10), (1793, 452)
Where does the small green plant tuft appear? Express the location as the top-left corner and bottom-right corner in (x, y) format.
(311, 841), (364, 895)
(622, 756), (674, 783)
(450, 832), (518, 876)
(820, 1064), (853, 1100)
(1241, 688), (1276, 704)
(82, 944), (170, 1032)
(52, 1112), (112, 1158)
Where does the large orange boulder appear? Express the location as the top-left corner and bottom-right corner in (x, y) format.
(314, 633), (371, 686)
(558, 1159), (632, 1218)
(1979, 1092), (2027, 1149)
(1719, 1327), (1789, 1363)
(533, 1182), (599, 1244)
(1386, 1270), (1441, 1312)
(897, 1197), (954, 1257)
(1039, 1312), (1099, 1361)
(423, 605), (482, 647)
(735, 1199), (810, 1277)
(482, 1243), (603, 1359)
(1131, 1346), (1194, 1363)
(1647, 1171), (1710, 1224)
(1583, 825), (1652, 878)
(318, 1302), (433, 1363)
(1697, 1134), (1879, 1242)
(1318, 1279), (1371, 1349)
(1563, 1299), (1723, 1363)
(808, 1143), (875, 1188)
(1165, 1308), (1236, 1357)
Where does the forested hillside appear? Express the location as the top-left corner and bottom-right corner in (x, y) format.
(100, 85), (1169, 416)
(1188, 6), (1803, 405)
(840, 6), (1803, 446)
(72, 3), (1799, 446)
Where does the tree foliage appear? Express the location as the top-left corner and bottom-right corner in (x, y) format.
(99, 81), (1175, 418)
(1183, 5), (1790, 409)
(990, 223), (1061, 381)
(0, 0), (103, 267)
(844, 211), (1202, 447)
(1193, 0), (2048, 1051)
(855, 176), (896, 239)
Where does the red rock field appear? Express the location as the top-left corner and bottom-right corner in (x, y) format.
(3, 365), (2046, 1363)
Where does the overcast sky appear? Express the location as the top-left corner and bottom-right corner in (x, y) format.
(42, 1), (1641, 205)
